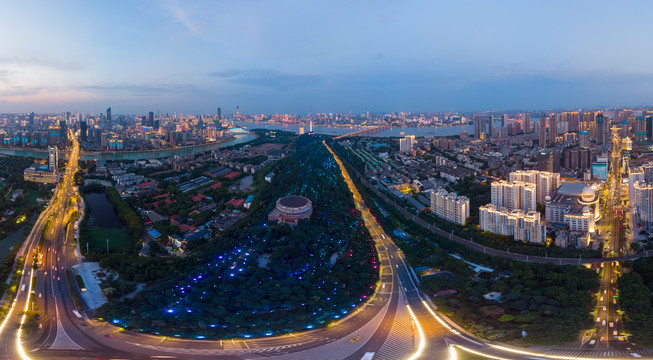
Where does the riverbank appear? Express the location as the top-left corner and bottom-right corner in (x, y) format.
(0, 133), (257, 161)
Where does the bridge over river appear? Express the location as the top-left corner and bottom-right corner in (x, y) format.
(0, 134), (256, 161)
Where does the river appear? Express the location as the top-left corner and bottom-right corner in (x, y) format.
(230, 119), (539, 138)
(0, 134), (257, 161)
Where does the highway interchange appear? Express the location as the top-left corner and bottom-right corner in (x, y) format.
(0, 134), (650, 359)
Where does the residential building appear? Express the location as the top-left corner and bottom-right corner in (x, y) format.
(399, 135), (415, 153)
(508, 170), (560, 204)
(430, 188), (470, 225)
(479, 204), (546, 244)
(490, 180), (536, 212)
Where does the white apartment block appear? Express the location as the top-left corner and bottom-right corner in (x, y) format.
(633, 180), (653, 231)
(490, 180), (536, 212)
(430, 188), (470, 225)
(479, 204), (546, 244)
(509, 170), (560, 204)
(399, 135), (415, 153)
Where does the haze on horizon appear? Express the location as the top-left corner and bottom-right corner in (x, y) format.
(1, 0), (652, 115)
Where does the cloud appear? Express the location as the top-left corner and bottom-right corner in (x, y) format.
(209, 69), (323, 88)
(161, 0), (202, 35)
(0, 56), (82, 71)
(0, 85), (43, 97)
(79, 83), (200, 97)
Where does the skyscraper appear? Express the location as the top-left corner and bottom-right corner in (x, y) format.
(523, 113), (531, 133)
(106, 107), (112, 125)
(488, 114), (494, 135)
(648, 117), (653, 141)
(473, 115), (481, 139)
(59, 120), (66, 144)
(80, 121), (87, 142)
(596, 113), (607, 145)
(218, 107), (222, 121)
(539, 114), (547, 147)
(48, 146), (58, 171)
(149, 111), (154, 127)
(548, 113), (557, 145)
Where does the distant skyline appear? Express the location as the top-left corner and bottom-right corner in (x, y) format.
(1, 1), (653, 114)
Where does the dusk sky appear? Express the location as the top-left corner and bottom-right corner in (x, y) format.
(1, 0), (652, 115)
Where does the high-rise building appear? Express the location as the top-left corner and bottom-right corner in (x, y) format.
(548, 113), (557, 145)
(523, 113), (531, 133)
(399, 135), (415, 153)
(473, 115), (482, 139)
(487, 114), (494, 135)
(490, 180), (536, 212)
(100, 133), (108, 148)
(539, 114), (547, 147)
(80, 121), (87, 142)
(647, 116), (653, 141)
(218, 107), (222, 121)
(479, 204), (545, 244)
(431, 188), (470, 225)
(59, 120), (66, 144)
(106, 107), (112, 125)
(509, 170), (560, 204)
(149, 112), (154, 127)
(633, 180), (653, 230)
(28, 112), (34, 127)
(48, 146), (58, 171)
(596, 113), (608, 145)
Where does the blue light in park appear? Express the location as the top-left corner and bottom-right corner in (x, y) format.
(166, 309), (175, 314)
(112, 319), (120, 324)
(306, 325), (314, 329)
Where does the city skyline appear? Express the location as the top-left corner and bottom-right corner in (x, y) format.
(2, 1), (653, 114)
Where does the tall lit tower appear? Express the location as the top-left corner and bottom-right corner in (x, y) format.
(106, 107), (112, 125)
(524, 113), (531, 133)
(48, 146), (58, 171)
(539, 113), (547, 147)
(236, 106), (240, 118)
(548, 113), (557, 145)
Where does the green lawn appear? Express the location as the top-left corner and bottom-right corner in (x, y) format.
(87, 226), (132, 253)
(27, 190), (39, 206)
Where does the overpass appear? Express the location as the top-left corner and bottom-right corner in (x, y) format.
(334, 124), (391, 139)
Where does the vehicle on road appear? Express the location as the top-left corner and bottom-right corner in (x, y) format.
(349, 336), (361, 343)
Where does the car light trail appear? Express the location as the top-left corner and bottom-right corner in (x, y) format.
(451, 345), (508, 360)
(15, 266), (35, 360)
(421, 300), (460, 335)
(405, 305), (425, 360)
(488, 344), (631, 360)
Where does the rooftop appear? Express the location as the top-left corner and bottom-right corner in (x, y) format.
(278, 195), (310, 208)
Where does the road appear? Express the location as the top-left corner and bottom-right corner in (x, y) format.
(0, 134), (650, 359)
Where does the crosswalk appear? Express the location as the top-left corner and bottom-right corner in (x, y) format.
(374, 296), (414, 360)
(544, 349), (642, 357)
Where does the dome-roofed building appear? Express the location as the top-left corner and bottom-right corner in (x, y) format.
(268, 195), (313, 225)
(545, 182), (600, 247)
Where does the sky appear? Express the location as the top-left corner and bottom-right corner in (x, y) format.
(1, 0), (652, 115)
